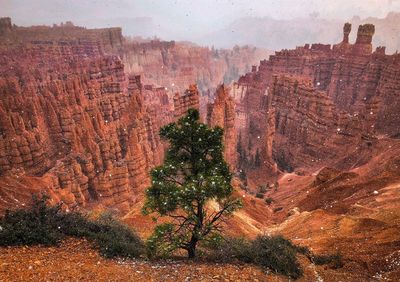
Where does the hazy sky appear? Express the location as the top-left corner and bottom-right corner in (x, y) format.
(2, 0), (400, 40)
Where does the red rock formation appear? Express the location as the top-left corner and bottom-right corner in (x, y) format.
(122, 40), (270, 94)
(121, 39), (271, 117)
(173, 85), (200, 119)
(231, 23), (400, 185)
(206, 85), (236, 170)
(0, 17), (12, 35)
(342, 22), (351, 44)
(0, 22), (203, 213)
(0, 17), (122, 53)
(0, 18), (276, 212)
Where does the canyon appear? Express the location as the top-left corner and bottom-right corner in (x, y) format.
(0, 18), (267, 213)
(233, 22), (400, 180)
(219, 22), (400, 279)
(0, 16), (400, 280)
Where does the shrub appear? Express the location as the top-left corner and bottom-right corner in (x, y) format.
(0, 195), (144, 258)
(255, 193), (265, 199)
(145, 223), (177, 259)
(205, 237), (253, 263)
(0, 194), (63, 246)
(250, 235), (303, 279)
(206, 235), (303, 279)
(89, 213), (144, 258)
(264, 197), (274, 205)
(312, 253), (343, 269)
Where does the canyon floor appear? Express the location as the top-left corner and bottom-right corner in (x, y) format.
(0, 238), (381, 282)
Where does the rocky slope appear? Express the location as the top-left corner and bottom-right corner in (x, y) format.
(260, 139), (400, 280)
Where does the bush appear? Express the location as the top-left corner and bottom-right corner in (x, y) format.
(255, 193), (265, 199)
(90, 213), (144, 258)
(264, 197), (274, 205)
(206, 235), (302, 279)
(0, 194), (144, 258)
(205, 237), (253, 263)
(250, 235), (303, 279)
(312, 253), (343, 269)
(0, 195), (64, 246)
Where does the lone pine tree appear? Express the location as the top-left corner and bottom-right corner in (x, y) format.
(143, 109), (242, 258)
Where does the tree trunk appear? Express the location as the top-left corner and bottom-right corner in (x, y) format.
(187, 238), (198, 258)
(187, 201), (202, 258)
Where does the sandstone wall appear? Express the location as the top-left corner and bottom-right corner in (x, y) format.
(0, 18), (271, 212)
(230, 23), (400, 180)
(0, 33), (200, 212)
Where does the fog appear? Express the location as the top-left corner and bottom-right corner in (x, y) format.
(2, 0), (400, 49)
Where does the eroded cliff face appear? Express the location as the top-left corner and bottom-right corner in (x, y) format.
(207, 24), (400, 277)
(0, 18), (123, 53)
(228, 23), (400, 184)
(0, 21), (202, 213)
(122, 39), (271, 116)
(0, 17), (267, 213)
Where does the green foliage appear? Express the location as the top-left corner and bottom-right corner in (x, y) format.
(255, 193), (265, 199)
(0, 195), (144, 259)
(206, 235), (303, 279)
(143, 109), (242, 258)
(89, 213), (144, 258)
(206, 237), (253, 263)
(0, 194), (63, 246)
(275, 151), (293, 173)
(251, 235), (303, 279)
(145, 223), (184, 258)
(312, 253), (343, 269)
(264, 197), (274, 205)
(199, 232), (225, 250)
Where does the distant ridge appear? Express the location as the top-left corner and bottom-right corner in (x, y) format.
(201, 12), (400, 53)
